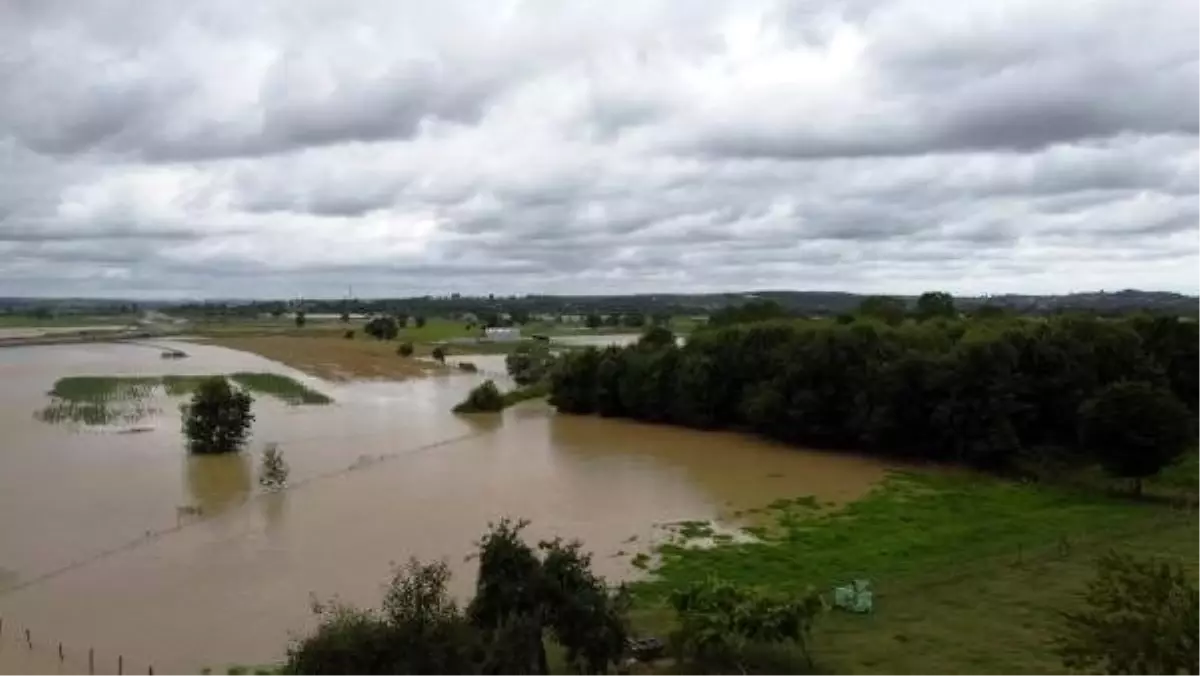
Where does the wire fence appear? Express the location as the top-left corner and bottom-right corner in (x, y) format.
(0, 619), (153, 675)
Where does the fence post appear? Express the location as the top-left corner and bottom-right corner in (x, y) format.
(24, 628), (31, 649)
(119, 654), (124, 675)
(59, 642), (64, 661)
(149, 665), (154, 675)
(89, 647), (95, 674)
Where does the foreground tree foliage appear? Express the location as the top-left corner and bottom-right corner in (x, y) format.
(549, 312), (1197, 471)
(182, 376), (254, 454)
(284, 520), (629, 675)
(1055, 552), (1198, 675)
(285, 560), (480, 675)
(469, 519), (629, 675)
(670, 579), (823, 674)
(1078, 381), (1196, 494)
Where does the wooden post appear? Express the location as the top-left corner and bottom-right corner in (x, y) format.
(89, 647), (95, 674)
(119, 654), (124, 675)
(59, 642), (65, 661)
(0, 616), (4, 636)
(24, 628), (31, 649)
(148, 666), (154, 675)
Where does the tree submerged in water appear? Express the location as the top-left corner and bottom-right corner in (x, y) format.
(453, 380), (504, 413)
(182, 376), (254, 454)
(259, 442), (289, 489)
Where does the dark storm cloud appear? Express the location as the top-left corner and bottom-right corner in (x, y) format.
(0, 0), (1195, 298)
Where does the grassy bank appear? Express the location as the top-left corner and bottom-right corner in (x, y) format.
(628, 468), (1198, 674)
(0, 314), (135, 328)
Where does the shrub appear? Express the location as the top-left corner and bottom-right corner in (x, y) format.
(342, 329), (354, 340)
(453, 380), (504, 413)
(364, 316), (399, 341)
(182, 377), (254, 454)
(432, 346), (447, 363)
(1055, 552), (1198, 675)
(284, 560), (479, 675)
(259, 443), (289, 489)
(670, 579), (822, 674)
(397, 342), (414, 357)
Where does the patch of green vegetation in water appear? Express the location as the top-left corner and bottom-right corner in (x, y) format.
(49, 375), (159, 402)
(229, 372), (332, 405)
(634, 471), (1193, 598)
(671, 520), (716, 540)
(161, 374), (215, 396)
(38, 376), (161, 425)
(37, 373), (331, 426)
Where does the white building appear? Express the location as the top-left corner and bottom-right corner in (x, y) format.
(484, 327), (522, 342)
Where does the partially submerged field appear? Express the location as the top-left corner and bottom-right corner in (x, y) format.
(626, 460), (1199, 674)
(37, 373), (331, 425)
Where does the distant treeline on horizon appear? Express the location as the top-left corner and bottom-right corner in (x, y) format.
(1, 289), (1197, 319)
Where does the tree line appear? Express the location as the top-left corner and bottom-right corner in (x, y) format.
(549, 309), (1197, 483)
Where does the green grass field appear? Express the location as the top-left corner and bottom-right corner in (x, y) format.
(628, 466), (1198, 674)
(0, 314), (135, 328)
(229, 372), (332, 404)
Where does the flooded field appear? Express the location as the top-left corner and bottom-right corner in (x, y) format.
(0, 340), (893, 672)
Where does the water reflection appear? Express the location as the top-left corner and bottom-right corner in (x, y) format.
(260, 491), (287, 535)
(184, 453), (252, 515)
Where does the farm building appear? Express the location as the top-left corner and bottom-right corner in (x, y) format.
(484, 327), (522, 342)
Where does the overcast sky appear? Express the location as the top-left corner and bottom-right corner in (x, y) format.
(1, 0), (1197, 299)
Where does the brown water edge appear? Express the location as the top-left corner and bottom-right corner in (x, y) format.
(0, 341), (895, 673)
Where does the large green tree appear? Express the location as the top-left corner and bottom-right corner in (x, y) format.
(469, 519), (628, 674)
(182, 377), (254, 455)
(914, 291), (956, 321)
(1077, 381), (1194, 494)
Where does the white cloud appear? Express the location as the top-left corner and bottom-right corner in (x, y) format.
(0, 0), (1195, 298)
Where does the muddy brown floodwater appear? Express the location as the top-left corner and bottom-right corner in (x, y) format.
(0, 340), (893, 673)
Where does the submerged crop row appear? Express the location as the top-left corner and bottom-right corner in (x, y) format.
(37, 373), (332, 425)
